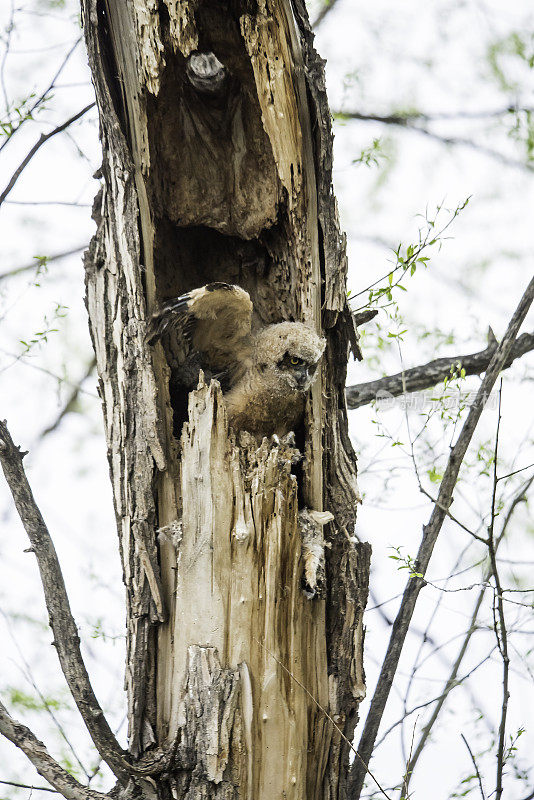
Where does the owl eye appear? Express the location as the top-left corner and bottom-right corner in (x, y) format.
(290, 356), (301, 366)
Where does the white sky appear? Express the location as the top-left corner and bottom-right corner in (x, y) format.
(1, 0), (533, 797)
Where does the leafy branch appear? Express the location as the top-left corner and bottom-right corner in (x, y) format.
(348, 198), (470, 313)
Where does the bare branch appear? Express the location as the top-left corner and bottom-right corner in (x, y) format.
(0, 244), (88, 282)
(4, 200), (92, 207)
(40, 357), (97, 438)
(312, 0), (342, 27)
(0, 420), (130, 783)
(487, 387), (510, 800)
(403, 473), (534, 780)
(0, 779), (57, 794)
(0, 348), (98, 398)
(349, 274), (534, 799)
(338, 106), (534, 124)
(346, 331), (534, 409)
(336, 110), (534, 172)
(0, 104), (95, 209)
(461, 733), (486, 800)
(0, 700), (107, 800)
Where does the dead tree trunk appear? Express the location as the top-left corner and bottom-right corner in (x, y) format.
(82, 0), (370, 796)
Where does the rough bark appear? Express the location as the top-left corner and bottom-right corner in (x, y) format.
(81, 0), (370, 797)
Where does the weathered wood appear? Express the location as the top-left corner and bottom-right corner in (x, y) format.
(157, 377), (328, 798)
(81, 0), (370, 795)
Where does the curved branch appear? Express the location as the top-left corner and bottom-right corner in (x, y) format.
(346, 330), (534, 409)
(0, 700), (107, 800)
(0, 421), (130, 784)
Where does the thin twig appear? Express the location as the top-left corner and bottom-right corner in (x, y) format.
(4, 200), (92, 207)
(336, 111), (534, 172)
(0, 37), (82, 153)
(487, 384), (510, 800)
(375, 651), (495, 749)
(0, 244), (88, 282)
(399, 718), (418, 800)
(312, 0), (342, 27)
(0, 104), (95, 209)
(460, 733), (486, 800)
(0, 420), (130, 784)
(40, 357), (97, 438)
(497, 462), (534, 482)
(0, 0), (15, 112)
(0, 348), (98, 397)
(348, 274), (534, 799)
(0, 608), (91, 780)
(404, 477), (534, 781)
(0, 779), (58, 794)
(347, 202), (466, 311)
(341, 107), (534, 124)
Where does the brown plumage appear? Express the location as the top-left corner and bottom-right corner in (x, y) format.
(146, 282), (325, 438)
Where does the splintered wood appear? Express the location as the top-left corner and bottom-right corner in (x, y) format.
(157, 377), (329, 799)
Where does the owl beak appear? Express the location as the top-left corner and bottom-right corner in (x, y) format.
(296, 368), (310, 389)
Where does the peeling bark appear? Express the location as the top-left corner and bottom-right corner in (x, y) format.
(81, 0), (370, 796)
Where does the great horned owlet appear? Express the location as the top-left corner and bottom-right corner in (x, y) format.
(146, 282), (325, 439)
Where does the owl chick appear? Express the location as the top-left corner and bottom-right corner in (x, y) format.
(146, 282), (325, 439)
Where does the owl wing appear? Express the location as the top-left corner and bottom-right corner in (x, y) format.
(146, 282), (254, 375)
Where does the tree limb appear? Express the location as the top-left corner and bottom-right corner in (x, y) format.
(0, 779), (57, 793)
(0, 104), (95, 209)
(338, 106), (534, 124)
(0, 244), (88, 283)
(0, 420), (130, 784)
(346, 330), (534, 409)
(0, 700), (107, 800)
(40, 357), (97, 439)
(312, 0), (342, 27)
(336, 110), (534, 172)
(348, 274), (534, 799)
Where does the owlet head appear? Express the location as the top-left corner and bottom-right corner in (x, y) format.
(254, 322), (326, 392)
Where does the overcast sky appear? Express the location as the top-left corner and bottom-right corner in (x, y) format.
(1, 0), (533, 796)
